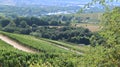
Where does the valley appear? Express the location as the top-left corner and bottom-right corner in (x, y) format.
(0, 0), (120, 67)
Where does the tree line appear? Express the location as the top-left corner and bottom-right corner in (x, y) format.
(0, 15), (93, 45)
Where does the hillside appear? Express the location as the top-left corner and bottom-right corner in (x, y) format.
(0, 31), (90, 66)
(0, 5), (81, 16)
(0, 0), (120, 66)
(0, 34), (37, 53)
(0, 31), (88, 54)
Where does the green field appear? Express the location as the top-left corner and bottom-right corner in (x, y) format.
(0, 31), (89, 67)
(0, 40), (18, 52)
(40, 38), (89, 53)
(0, 32), (71, 54)
(0, 38), (38, 67)
(0, 31), (89, 54)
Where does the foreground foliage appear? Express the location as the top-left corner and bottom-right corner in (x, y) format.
(80, 7), (120, 66)
(0, 34), (84, 67)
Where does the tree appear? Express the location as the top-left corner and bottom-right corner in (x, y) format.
(49, 20), (59, 26)
(0, 19), (11, 27)
(20, 25), (32, 34)
(32, 24), (38, 32)
(3, 21), (16, 33)
(20, 20), (27, 28)
(81, 0), (120, 66)
(100, 7), (120, 47)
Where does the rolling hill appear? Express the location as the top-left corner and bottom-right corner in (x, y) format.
(0, 31), (88, 54)
(0, 31), (89, 66)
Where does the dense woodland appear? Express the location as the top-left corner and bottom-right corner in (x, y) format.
(0, 15), (92, 45)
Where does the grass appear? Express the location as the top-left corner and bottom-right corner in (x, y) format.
(0, 39), (29, 54)
(39, 38), (89, 53)
(0, 31), (91, 66)
(0, 31), (90, 54)
(0, 40), (16, 51)
(0, 39), (84, 67)
(0, 31), (73, 54)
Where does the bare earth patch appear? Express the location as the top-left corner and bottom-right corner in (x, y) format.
(72, 24), (101, 32)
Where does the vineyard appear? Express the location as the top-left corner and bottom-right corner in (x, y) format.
(39, 38), (89, 53)
(0, 31), (87, 54)
(0, 31), (88, 67)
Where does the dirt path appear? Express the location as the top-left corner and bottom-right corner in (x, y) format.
(0, 34), (38, 53)
(40, 38), (83, 55)
(55, 44), (83, 54)
(0, 34), (83, 55)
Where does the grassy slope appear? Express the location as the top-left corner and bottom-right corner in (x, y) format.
(0, 31), (89, 54)
(0, 31), (73, 54)
(0, 39), (84, 67)
(0, 31), (91, 66)
(0, 39), (28, 54)
(0, 40), (16, 51)
(40, 38), (89, 53)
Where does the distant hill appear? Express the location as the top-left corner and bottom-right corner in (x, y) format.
(0, 0), (119, 16)
(0, 0), (119, 7)
(0, 0), (90, 6)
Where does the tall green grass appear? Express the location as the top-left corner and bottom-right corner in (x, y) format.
(0, 31), (72, 54)
(40, 38), (89, 53)
(0, 40), (16, 51)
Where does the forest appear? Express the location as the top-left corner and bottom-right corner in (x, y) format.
(0, 15), (93, 45)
